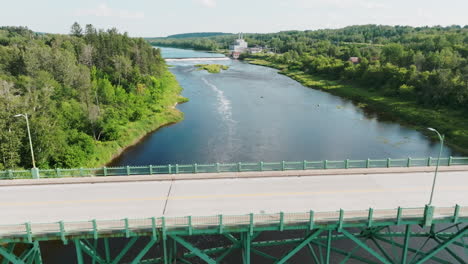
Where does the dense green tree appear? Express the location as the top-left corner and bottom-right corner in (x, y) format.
(0, 24), (173, 169)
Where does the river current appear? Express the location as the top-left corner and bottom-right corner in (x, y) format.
(110, 47), (455, 166)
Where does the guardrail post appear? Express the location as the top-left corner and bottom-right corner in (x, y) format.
(162, 217), (167, 240)
(31, 167), (40, 179)
(25, 222), (32, 243)
(249, 213), (254, 235)
(448, 156), (453, 166)
(59, 221), (67, 244)
(453, 205), (460, 223)
(92, 219), (98, 240)
(151, 217), (157, 241)
(8, 169), (13, 179)
(238, 162), (242, 172)
(175, 164), (179, 174)
(387, 158), (391, 168)
(149, 165), (153, 175)
(194, 163), (198, 173)
(168, 164), (172, 174)
(309, 210), (314, 230)
(424, 205), (434, 227)
(367, 208), (373, 228)
(338, 209), (344, 232)
(280, 161), (285, 171)
(407, 157), (411, 167)
(260, 161), (264, 171)
(188, 216), (193, 235)
(345, 159), (349, 169)
(79, 167), (84, 177)
(103, 167), (108, 176)
(396, 207), (402, 225)
(366, 159), (370, 168)
(219, 214), (223, 234)
(126, 166), (130, 175)
(125, 218), (130, 238)
(428, 157), (432, 166)
(216, 163), (220, 173)
(324, 160), (328, 169)
(279, 212), (284, 231)
(55, 168), (61, 177)
(303, 160), (307, 170)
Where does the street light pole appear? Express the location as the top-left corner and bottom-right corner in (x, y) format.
(14, 113), (36, 168)
(427, 127), (444, 206)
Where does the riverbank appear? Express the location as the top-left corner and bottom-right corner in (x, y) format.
(85, 71), (187, 168)
(245, 57), (468, 154)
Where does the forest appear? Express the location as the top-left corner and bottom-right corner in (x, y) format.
(0, 23), (183, 169)
(151, 25), (468, 150)
(152, 25), (468, 109)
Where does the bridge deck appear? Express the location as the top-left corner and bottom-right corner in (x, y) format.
(0, 169), (467, 227)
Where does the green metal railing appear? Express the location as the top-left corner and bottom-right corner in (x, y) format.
(0, 205), (466, 242)
(1, 156), (467, 180)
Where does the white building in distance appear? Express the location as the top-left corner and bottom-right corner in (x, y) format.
(230, 33), (248, 52)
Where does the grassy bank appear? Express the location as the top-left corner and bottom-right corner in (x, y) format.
(195, 64), (229, 73)
(245, 57), (468, 154)
(85, 71), (187, 167)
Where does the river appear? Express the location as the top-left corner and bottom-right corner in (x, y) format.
(110, 47), (455, 167)
(42, 47), (460, 263)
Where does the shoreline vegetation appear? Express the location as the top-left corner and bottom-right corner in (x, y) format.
(149, 25), (467, 154)
(0, 25), (188, 170)
(96, 72), (187, 168)
(195, 64), (229, 73)
(244, 55), (468, 154)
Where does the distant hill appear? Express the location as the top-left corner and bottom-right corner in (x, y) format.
(166, 32), (232, 39)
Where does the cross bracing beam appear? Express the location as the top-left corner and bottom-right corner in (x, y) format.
(0, 242), (42, 264)
(1, 206), (467, 264)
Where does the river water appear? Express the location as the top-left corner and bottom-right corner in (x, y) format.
(111, 47), (455, 166)
(42, 47), (460, 263)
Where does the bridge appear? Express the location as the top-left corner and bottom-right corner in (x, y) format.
(0, 157), (467, 263)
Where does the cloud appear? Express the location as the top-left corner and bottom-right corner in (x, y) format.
(195, 0), (217, 8)
(75, 4), (145, 19)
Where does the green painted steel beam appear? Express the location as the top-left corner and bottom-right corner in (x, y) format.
(1, 244), (16, 264)
(130, 239), (157, 264)
(170, 235), (216, 264)
(341, 229), (391, 264)
(432, 237), (466, 264)
(74, 239), (84, 264)
(310, 240), (379, 264)
(251, 248), (279, 261)
(243, 232), (251, 264)
(307, 243), (320, 264)
(275, 229), (323, 264)
(415, 226), (468, 264)
(326, 230), (331, 264)
(216, 246), (238, 263)
(111, 237), (139, 264)
(374, 236), (453, 264)
(401, 225), (410, 264)
(0, 244), (24, 264)
(76, 240), (107, 264)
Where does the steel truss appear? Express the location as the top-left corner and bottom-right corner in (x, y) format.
(1, 205), (467, 263)
(2, 224), (466, 264)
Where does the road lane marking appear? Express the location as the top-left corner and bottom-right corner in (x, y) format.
(0, 186), (467, 207)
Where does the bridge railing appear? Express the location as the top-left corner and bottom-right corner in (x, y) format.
(0, 205), (466, 241)
(0, 156), (467, 180)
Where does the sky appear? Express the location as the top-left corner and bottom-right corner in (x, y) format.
(1, 0), (467, 37)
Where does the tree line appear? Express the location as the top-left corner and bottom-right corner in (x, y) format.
(0, 23), (173, 169)
(152, 25), (468, 109)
